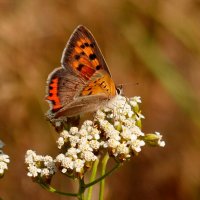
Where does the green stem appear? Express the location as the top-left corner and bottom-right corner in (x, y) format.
(38, 159), (120, 199)
(85, 161), (121, 189)
(39, 183), (78, 197)
(86, 159), (99, 200)
(78, 178), (85, 200)
(99, 153), (109, 200)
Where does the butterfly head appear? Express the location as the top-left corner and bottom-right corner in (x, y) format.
(116, 84), (123, 96)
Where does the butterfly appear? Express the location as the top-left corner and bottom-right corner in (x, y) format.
(46, 25), (121, 121)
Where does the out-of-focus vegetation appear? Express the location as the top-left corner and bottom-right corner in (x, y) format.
(0, 0), (200, 199)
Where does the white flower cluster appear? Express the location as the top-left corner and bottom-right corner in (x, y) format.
(0, 140), (10, 177)
(25, 95), (165, 179)
(95, 95), (145, 161)
(25, 150), (56, 180)
(55, 121), (102, 176)
(54, 95), (147, 175)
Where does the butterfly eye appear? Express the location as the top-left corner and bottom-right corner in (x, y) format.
(116, 88), (121, 94)
(116, 85), (123, 95)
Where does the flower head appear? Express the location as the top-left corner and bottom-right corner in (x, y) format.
(0, 140), (10, 178)
(94, 95), (147, 161)
(25, 150), (56, 183)
(55, 120), (102, 177)
(25, 95), (165, 180)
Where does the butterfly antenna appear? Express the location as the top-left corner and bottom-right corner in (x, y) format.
(117, 82), (140, 87)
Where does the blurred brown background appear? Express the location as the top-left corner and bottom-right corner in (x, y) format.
(0, 0), (200, 199)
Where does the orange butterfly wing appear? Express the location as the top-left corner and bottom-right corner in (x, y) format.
(46, 25), (116, 119)
(61, 25), (111, 80)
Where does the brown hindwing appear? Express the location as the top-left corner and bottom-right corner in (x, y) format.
(46, 67), (86, 114)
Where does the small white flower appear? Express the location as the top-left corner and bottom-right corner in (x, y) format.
(55, 154), (65, 162)
(26, 150), (36, 157)
(96, 110), (106, 119)
(74, 159), (85, 172)
(103, 107), (111, 113)
(61, 130), (70, 139)
(107, 139), (120, 149)
(25, 150), (36, 164)
(99, 120), (117, 137)
(34, 155), (44, 162)
(89, 140), (101, 150)
(57, 137), (65, 149)
(44, 155), (53, 163)
(131, 140), (145, 152)
(86, 126), (92, 133)
(79, 137), (88, 145)
(83, 120), (93, 127)
(81, 151), (97, 162)
(79, 129), (88, 137)
(127, 110), (134, 118)
(61, 156), (74, 170)
(78, 143), (92, 152)
(69, 127), (79, 135)
(69, 136), (80, 147)
(0, 154), (10, 164)
(55, 154), (71, 169)
(114, 121), (120, 127)
(43, 156), (55, 172)
(0, 161), (8, 175)
(116, 143), (130, 156)
(121, 126), (135, 140)
(90, 128), (100, 140)
(41, 168), (50, 176)
(62, 168), (67, 173)
(130, 126), (144, 136)
(108, 130), (121, 141)
(67, 148), (79, 159)
(123, 119), (135, 128)
(159, 141), (165, 147)
(130, 96), (141, 105)
(119, 115), (126, 122)
(27, 165), (40, 177)
(155, 132), (166, 147)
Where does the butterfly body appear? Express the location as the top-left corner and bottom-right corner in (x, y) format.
(46, 25), (117, 120)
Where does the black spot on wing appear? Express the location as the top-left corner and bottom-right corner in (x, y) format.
(100, 81), (105, 86)
(89, 53), (97, 60)
(75, 54), (80, 60)
(80, 44), (85, 49)
(77, 64), (84, 71)
(96, 65), (101, 70)
(90, 43), (95, 48)
(86, 87), (92, 91)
